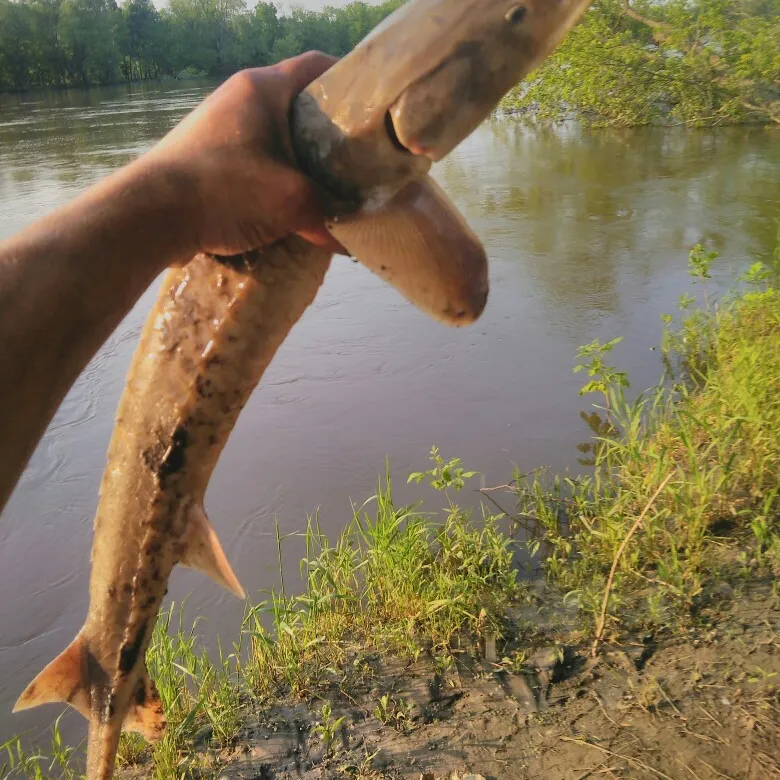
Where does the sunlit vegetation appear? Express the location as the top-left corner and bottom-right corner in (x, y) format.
(501, 0), (780, 125)
(0, 0), (405, 91)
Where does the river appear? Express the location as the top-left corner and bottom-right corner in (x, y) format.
(0, 81), (777, 745)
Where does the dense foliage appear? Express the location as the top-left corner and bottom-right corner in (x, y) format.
(0, 0), (777, 119)
(501, 0), (780, 125)
(0, 0), (404, 91)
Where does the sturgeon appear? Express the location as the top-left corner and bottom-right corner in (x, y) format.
(13, 1), (593, 777)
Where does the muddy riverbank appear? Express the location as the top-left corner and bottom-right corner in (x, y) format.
(178, 567), (778, 780)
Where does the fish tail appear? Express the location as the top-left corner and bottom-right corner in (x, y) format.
(14, 631), (166, 779)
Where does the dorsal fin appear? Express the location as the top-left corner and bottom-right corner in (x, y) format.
(13, 634), (90, 718)
(329, 175), (489, 326)
(124, 671), (167, 742)
(179, 504), (246, 599)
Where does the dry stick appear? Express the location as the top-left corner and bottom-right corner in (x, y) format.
(591, 472), (674, 657)
(674, 755), (704, 780)
(591, 690), (622, 729)
(573, 765), (611, 780)
(560, 736), (676, 780)
(696, 704), (723, 728)
(696, 759), (738, 780)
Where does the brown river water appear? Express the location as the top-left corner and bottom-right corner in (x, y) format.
(0, 81), (778, 746)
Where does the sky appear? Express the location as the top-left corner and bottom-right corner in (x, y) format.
(152, 0), (381, 11)
(275, 0), (369, 9)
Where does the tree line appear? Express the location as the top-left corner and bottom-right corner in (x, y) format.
(0, 0), (778, 126)
(0, 0), (405, 91)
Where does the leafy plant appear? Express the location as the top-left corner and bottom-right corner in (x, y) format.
(312, 701), (346, 756)
(373, 694), (415, 733)
(407, 445), (477, 492)
(573, 336), (629, 426)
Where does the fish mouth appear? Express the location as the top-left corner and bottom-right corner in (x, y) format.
(384, 110), (437, 161)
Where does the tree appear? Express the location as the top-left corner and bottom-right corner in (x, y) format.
(233, 1), (281, 67)
(25, 0), (68, 87)
(57, 0), (120, 85)
(502, 0), (780, 126)
(0, 0), (34, 90)
(165, 0), (245, 76)
(121, 0), (164, 80)
(4, 0), (773, 124)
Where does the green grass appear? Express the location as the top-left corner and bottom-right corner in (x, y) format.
(2, 715), (84, 779)
(512, 240), (780, 642)
(118, 603), (243, 777)
(7, 236), (779, 778)
(240, 456), (520, 701)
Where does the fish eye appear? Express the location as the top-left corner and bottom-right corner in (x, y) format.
(505, 4), (527, 24)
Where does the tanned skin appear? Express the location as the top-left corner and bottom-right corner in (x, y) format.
(0, 51), (340, 514)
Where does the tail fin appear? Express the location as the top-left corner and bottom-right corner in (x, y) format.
(14, 633), (166, 741)
(84, 670), (167, 780)
(329, 175), (489, 326)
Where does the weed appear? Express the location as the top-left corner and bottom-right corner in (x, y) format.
(573, 337), (630, 423)
(407, 445), (477, 491)
(240, 463), (520, 701)
(747, 666), (778, 684)
(337, 748), (384, 779)
(1, 715), (83, 779)
(312, 701), (346, 756)
(373, 694), (414, 733)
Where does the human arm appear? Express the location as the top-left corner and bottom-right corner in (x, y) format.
(0, 52), (338, 513)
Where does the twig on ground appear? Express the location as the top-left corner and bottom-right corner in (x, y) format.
(591, 472), (674, 657)
(655, 681), (681, 717)
(560, 736), (676, 780)
(696, 759), (738, 780)
(696, 704), (723, 728)
(590, 690), (622, 730)
(674, 755), (703, 780)
(573, 764), (609, 780)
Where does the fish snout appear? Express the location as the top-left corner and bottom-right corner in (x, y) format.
(445, 248), (490, 326)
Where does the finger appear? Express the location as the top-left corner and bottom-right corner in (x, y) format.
(285, 175), (346, 253)
(295, 226), (346, 255)
(274, 51), (340, 97)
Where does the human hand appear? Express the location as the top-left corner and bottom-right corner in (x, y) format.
(145, 51), (342, 258)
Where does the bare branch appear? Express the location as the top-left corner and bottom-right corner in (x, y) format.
(741, 100), (780, 124)
(621, 0), (672, 42)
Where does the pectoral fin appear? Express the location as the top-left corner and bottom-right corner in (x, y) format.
(179, 504), (246, 599)
(329, 175), (488, 326)
(13, 634), (90, 718)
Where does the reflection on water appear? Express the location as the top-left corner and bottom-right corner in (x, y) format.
(0, 83), (778, 744)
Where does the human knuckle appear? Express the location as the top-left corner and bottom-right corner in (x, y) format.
(226, 68), (262, 99)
